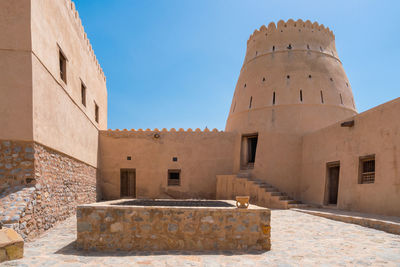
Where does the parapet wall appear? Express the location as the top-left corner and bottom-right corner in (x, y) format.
(61, 0), (105, 81)
(245, 19), (337, 65)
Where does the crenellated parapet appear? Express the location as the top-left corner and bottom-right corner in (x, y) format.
(64, 0), (106, 82)
(105, 128), (220, 133)
(244, 19), (338, 65)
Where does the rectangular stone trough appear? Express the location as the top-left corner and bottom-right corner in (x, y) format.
(76, 199), (271, 251)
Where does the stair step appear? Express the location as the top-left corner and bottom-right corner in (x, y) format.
(271, 192), (284, 196)
(288, 203), (308, 208)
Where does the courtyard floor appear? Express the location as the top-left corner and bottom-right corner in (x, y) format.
(2, 210), (400, 267)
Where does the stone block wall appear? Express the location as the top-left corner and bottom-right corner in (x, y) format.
(0, 140), (97, 239)
(0, 141), (35, 191)
(77, 200), (271, 251)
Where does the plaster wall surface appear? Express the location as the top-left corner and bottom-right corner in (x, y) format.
(30, 0), (107, 166)
(301, 98), (400, 216)
(0, 0), (33, 140)
(99, 131), (239, 200)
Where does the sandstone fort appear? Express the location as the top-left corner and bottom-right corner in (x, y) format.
(0, 0), (399, 263)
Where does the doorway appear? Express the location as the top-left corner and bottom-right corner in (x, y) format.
(120, 169), (136, 198)
(325, 162), (340, 205)
(240, 134), (258, 169)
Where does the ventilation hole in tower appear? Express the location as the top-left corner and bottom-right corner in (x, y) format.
(307, 44), (310, 50)
(320, 90), (324, 104)
(287, 44), (292, 50)
(244, 83), (247, 88)
(273, 92), (276, 105)
(272, 46), (275, 52)
(330, 78), (333, 82)
(255, 51), (258, 56)
(308, 75), (312, 79)
(340, 93), (343, 104)
(300, 90), (303, 102)
(287, 75), (290, 79)
(262, 77), (266, 82)
(233, 102), (236, 112)
(346, 82), (349, 87)
(249, 96), (253, 109)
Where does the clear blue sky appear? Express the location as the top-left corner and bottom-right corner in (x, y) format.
(74, 0), (399, 130)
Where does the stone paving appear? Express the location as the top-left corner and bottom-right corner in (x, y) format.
(1, 210), (400, 266)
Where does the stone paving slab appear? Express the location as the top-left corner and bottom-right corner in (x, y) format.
(292, 208), (400, 235)
(1, 210), (400, 266)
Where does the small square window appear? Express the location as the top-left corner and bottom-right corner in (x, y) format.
(172, 157), (178, 162)
(59, 48), (67, 84)
(359, 155), (375, 184)
(168, 170), (180, 186)
(94, 103), (99, 123)
(127, 156), (131, 160)
(81, 82), (86, 107)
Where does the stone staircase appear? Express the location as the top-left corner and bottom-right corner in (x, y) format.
(217, 171), (307, 209)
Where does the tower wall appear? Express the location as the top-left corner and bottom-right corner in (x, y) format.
(225, 19), (357, 134)
(225, 19), (358, 198)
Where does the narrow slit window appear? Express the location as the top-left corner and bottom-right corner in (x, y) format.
(320, 90), (324, 103)
(249, 96), (253, 108)
(272, 92), (276, 105)
(95, 103), (99, 123)
(59, 49), (67, 83)
(272, 46), (275, 52)
(307, 44), (310, 50)
(300, 90), (303, 102)
(340, 93), (343, 105)
(81, 82), (86, 107)
(287, 44), (292, 50)
(233, 102), (236, 113)
(262, 77), (266, 82)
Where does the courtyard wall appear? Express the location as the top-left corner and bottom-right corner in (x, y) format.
(301, 97), (400, 216)
(99, 130), (239, 200)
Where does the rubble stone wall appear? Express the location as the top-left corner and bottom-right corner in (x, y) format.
(76, 200), (271, 251)
(0, 140), (97, 239)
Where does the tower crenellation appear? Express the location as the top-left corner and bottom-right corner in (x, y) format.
(245, 19), (337, 65)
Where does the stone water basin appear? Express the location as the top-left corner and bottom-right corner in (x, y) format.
(76, 199), (271, 251)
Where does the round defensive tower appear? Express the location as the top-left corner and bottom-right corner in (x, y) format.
(225, 19), (357, 134)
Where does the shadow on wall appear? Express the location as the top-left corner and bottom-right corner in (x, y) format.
(55, 241), (264, 256)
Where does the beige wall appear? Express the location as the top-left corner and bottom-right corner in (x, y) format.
(301, 98), (400, 216)
(99, 130), (239, 200)
(0, 0), (33, 140)
(30, 0), (107, 166)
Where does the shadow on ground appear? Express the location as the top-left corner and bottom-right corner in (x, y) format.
(55, 241), (266, 257)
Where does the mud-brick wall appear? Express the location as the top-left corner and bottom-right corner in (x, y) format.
(0, 141), (98, 239)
